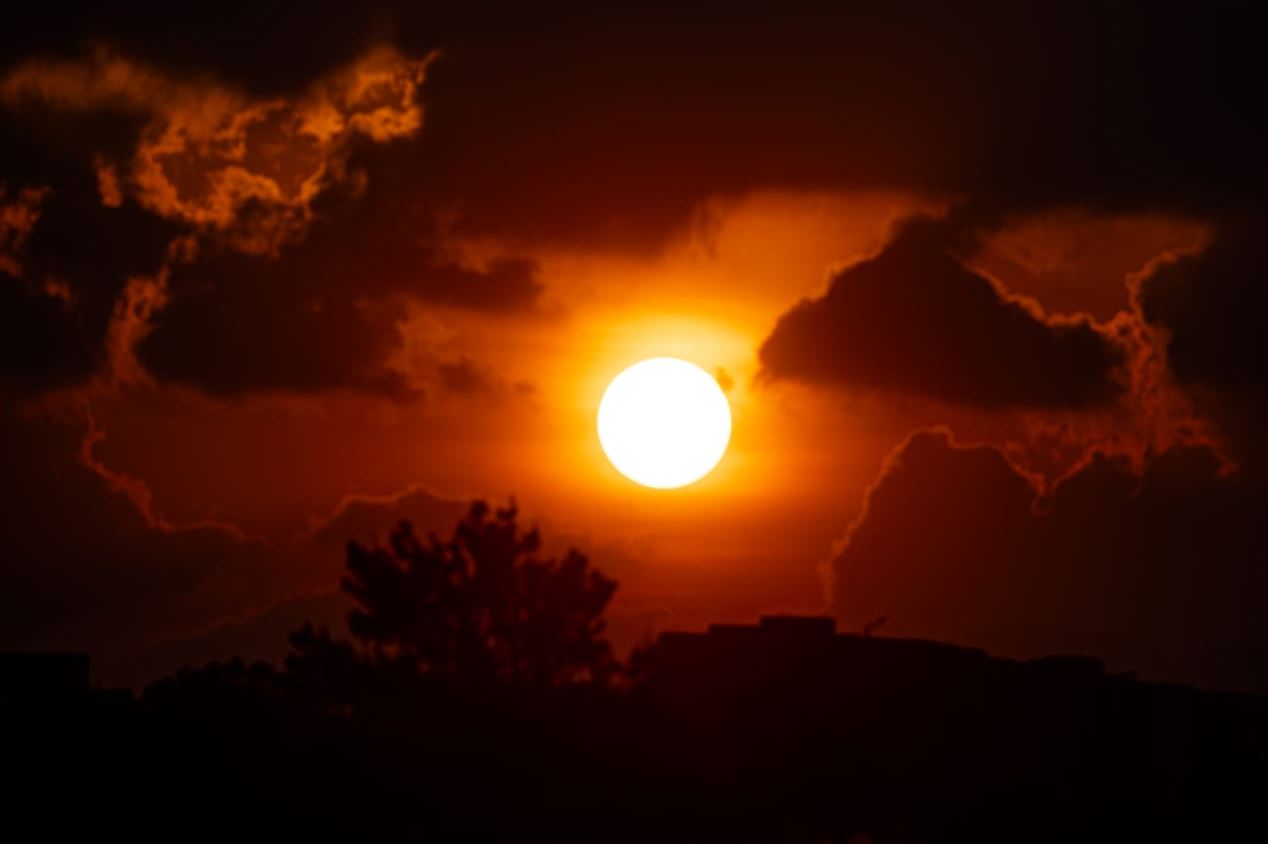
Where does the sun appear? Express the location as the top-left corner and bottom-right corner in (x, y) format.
(597, 357), (732, 489)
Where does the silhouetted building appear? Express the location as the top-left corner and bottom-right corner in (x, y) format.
(0, 651), (137, 714)
(639, 615), (1268, 843)
(0, 651), (90, 697)
(651, 614), (1126, 696)
(650, 615), (1013, 701)
(4, 652), (146, 838)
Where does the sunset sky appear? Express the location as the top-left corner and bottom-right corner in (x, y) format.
(3, 2), (1265, 691)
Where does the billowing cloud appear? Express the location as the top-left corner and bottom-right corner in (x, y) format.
(1, 45), (433, 254)
(0, 184), (44, 275)
(0, 186), (82, 392)
(135, 262), (417, 397)
(1, 176), (177, 393)
(135, 234), (543, 396)
(5, 4), (1265, 253)
(0, 42), (547, 397)
(831, 429), (1268, 692)
(1128, 221), (1268, 474)
(1137, 223), (1267, 397)
(4, 7), (1263, 399)
(759, 218), (1131, 408)
(355, 5), (1264, 248)
(127, 144), (545, 396)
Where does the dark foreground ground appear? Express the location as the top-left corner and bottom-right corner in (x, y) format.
(6, 617), (1267, 842)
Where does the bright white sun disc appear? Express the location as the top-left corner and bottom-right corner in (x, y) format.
(597, 357), (732, 489)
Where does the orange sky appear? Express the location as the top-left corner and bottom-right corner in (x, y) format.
(75, 189), (1210, 650)
(3, 7), (1264, 691)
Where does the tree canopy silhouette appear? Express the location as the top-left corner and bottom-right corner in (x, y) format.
(292, 500), (618, 689)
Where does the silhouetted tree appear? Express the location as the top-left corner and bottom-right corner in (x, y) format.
(295, 500), (618, 688)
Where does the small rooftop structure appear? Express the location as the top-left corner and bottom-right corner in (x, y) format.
(756, 614), (836, 639)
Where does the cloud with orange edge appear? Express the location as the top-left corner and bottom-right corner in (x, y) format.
(1, 45), (435, 254)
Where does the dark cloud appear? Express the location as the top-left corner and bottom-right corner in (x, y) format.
(0, 270), (97, 394)
(3, 3), (1265, 396)
(389, 2), (1264, 246)
(0, 121), (178, 393)
(247, 4), (1237, 262)
(136, 263), (415, 397)
(5, 3), (1265, 243)
(129, 133), (544, 395)
(0, 43), (541, 396)
(1138, 223), (1268, 397)
(135, 178), (544, 395)
(0, 2), (393, 98)
(832, 429), (1268, 692)
(0, 408), (283, 653)
(1131, 221), (1268, 473)
(759, 218), (1129, 408)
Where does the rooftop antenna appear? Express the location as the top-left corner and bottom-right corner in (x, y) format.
(862, 616), (887, 637)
